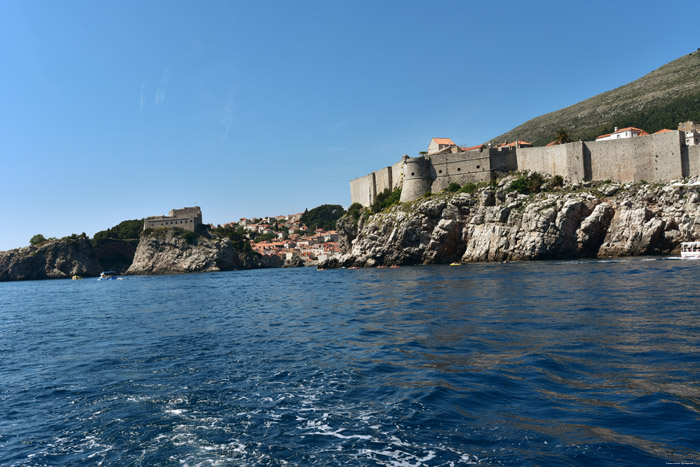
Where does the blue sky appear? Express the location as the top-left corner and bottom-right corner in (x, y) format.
(1, 0), (698, 251)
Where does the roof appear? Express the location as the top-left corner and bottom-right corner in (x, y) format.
(460, 144), (484, 151)
(616, 127), (649, 135)
(653, 129), (674, 134)
(596, 126), (649, 140)
(496, 140), (532, 148)
(431, 138), (456, 145)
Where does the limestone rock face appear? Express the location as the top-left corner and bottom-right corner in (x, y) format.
(0, 238), (102, 281)
(126, 230), (280, 275)
(325, 181), (700, 268)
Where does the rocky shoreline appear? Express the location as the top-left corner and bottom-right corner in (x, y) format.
(322, 176), (700, 268)
(4, 176), (700, 281)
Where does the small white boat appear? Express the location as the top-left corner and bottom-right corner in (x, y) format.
(681, 242), (700, 259)
(98, 271), (118, 280)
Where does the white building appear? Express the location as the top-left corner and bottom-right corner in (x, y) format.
(596, 127), (649, 141)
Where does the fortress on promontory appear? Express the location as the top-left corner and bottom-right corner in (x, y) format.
(144, 207), (202, 232)
(350, 125), (700, 207)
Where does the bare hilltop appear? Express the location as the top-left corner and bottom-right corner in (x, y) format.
(488, 50), (700, 146)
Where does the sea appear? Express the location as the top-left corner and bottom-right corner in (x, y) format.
(1, 258), (699, 466)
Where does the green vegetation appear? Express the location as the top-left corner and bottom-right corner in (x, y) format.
(574, 89), (700, 142)
(445, 182), (461, 193)
(347, 202), (363, 220)
(371, 187), (402, 212)
(510, 172), (545, 194)
(30, 234), (48, 246)
(300, 204), (346, 230)
(93, 219), (144, 241)
(554, 128), (571, 144)
(210, 225), (252, 251)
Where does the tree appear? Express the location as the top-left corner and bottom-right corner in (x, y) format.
(554, 128), (572, 145)
(30, 234), (47, 246)
(300, 204), (346, 230)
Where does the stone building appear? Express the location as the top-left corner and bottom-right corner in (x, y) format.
(144, 207), (203, 232)
(350, 130), (700, 206)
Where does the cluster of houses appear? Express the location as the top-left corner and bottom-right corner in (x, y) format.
(221, 213), (340, 265)
(429, 121), (700, 153)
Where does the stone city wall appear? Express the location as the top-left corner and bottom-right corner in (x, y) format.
(429, 151), (492, 193)
(687, 144), (700, 176)
(517, 142), (585, 183)
(350, 131), (699, 206)
(350, 172), (376, 207)
(400, 157), (432, 203)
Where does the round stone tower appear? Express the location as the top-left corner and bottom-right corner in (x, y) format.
(400, 156), (433, 202)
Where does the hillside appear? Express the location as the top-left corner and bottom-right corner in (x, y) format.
(488, 50), (700, 146)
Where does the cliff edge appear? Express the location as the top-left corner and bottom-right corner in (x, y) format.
(325, 175), (700, 267)
(126, 229), (281, 275)
(0, 237), (102, 281)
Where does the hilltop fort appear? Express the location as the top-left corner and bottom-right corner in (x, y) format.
(351, 123), (700, 206)
(143, 207), (203, 232)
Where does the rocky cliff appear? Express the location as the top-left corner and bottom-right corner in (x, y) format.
(0, 237), (102, 281)
(126, 229), (281, 275)
(324, 176), (700, 267)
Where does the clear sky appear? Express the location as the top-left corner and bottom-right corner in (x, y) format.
(1, 0), (698, 251)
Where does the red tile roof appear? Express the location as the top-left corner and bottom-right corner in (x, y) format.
(432, 138), (456, 145)
(653, 129), (674, 134)
(460, 144), (484, 151)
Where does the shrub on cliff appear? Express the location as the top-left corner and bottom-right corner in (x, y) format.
(372, 187), (402, 212)
(30, 234), (48, 246)
(210, 225), (252, 251)
(347, 203), (364, 220)
(510, 173), (545, 194)
(446, 182), (461, 193)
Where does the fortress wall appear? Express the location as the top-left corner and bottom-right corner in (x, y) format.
(688, 145), (700, 176)
(144, 218), (197, 232)
(400, 157), (433, 202)
(490, 147), (518, 174)
(587, 136), (656, 182)
(374, 167), (393, 195)
(350, 173), (376, 207)
(429, 151), (492, 192)
(516, 142), (585, 181)
(651, 131), (684, 181)
(391, 159), (404, 190)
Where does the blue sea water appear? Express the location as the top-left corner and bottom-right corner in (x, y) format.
(1, 258), (699, 466)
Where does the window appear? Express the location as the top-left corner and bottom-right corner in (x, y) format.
(476, 165), (480, 169)
(439, 170), (442, 174)
(457, 167), (461, 171)
(411, 172), (415, 176)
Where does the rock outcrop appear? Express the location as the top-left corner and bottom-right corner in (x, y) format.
(0, 237), (102, 281)
(126, 229), (281, 275)
(324, 178), (700, 268)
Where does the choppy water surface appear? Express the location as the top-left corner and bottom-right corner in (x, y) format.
(1, 258), (699, 465)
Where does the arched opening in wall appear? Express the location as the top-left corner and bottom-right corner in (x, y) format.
(439, 170), (442, 173)
(457, 168), (461, 171)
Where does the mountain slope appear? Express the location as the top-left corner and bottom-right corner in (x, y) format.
(488, 50), (700, 146)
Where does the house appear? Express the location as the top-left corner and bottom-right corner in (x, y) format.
(427, 138), (458, 155)
(596, 127), (649, 141)
(678, 121), (700, 146)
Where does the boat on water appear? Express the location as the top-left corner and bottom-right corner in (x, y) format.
(71, 275), (82, 280)
(450, 262), (462, 266)
(98, 271), (119, 280)
(681, 241), (700, 259)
